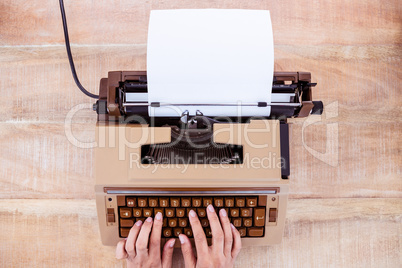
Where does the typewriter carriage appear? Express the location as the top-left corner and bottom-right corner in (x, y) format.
(94, 71), (323, 124)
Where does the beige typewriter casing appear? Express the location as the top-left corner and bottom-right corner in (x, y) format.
(95, 119), (289, 247)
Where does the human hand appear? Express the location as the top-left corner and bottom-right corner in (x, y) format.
(115, 212), (176, 268)
(178, 205), (242, 268)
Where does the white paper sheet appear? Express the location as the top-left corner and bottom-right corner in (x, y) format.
(146, 9), (274, 117)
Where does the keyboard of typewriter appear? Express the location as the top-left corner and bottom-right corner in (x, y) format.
(117, 196), (266, 238)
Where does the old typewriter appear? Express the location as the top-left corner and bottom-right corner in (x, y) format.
(93, 71), (323, 246)
(59, 3), (323, 246)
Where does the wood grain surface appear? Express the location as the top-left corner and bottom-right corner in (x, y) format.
(0, 44), (400, 198)
(0, 0), (401, 267)
(0, 199), (400, 268)
(1, 0), (400, 45)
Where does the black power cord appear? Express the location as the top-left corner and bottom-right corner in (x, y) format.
(59, 0), (99, 99)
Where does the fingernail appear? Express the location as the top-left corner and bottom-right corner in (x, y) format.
(220, 208), (227, 217)
(146, 217), (153, 223)
(207, 204), (215, 212)
(169, 239), (176, 248)
(135, 220), (143, 226)
(189, 210), (196, 218)
(179, 235), (186, 244)
(230, 223), (235, 229)
(155, 212), (162, 221)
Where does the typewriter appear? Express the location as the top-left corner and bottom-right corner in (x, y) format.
(58, 2), (323, 247)
(93, 71), (323, 246)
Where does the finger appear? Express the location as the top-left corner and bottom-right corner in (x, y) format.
(231, 223), (242, 259)
(206, 204), (224, 252)
(188, 209), (209, 256)
(219, 208), (233, 257)
(135, 217), (153, 256)
(161, 238), (176, 268)
(125, 220), (143, 257)
(116, 240), (128, 259)
(179, 234), (196, 268)
(149, 212), (163, 257)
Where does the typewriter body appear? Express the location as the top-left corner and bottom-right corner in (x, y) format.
(94, 71), (322, 246)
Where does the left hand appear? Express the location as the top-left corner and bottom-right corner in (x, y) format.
(115, 212), (176, 268)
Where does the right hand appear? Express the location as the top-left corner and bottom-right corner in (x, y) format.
(178, 204), (242, 268)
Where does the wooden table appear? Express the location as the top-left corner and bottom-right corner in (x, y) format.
(0, 0), (400, 267)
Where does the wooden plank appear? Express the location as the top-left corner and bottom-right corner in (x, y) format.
(0, 198), (400, 267)
(0, 123), (95, 199)
(0, 120), (400, 199)
(0, 45), (400, 122)
(289, 120), (402, 198)
(0, 46), (146, 122)
(0, 0), (400, 46)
